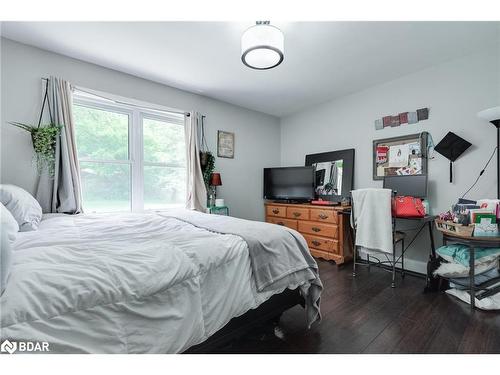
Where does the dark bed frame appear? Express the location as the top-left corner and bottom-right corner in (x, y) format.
(184, 288), (304, 353)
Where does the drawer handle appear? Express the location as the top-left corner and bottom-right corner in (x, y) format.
(272, 208), (280, 214)
(293, 212), (301, 217)
(312, 227), (321, 232)
(318, 213), (329, 220)
(276, 221), (285, 226)
(312, 240), (321, 247)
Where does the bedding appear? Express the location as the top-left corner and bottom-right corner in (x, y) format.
(446, 287), (500, 310)
(450, 268), (500, 289)
(1, 203), (19, 294)
(162, 209), (322, 326)
(436, 244), (500, 267)
(433, 259), (498, 278)
(1, 202), (20, 238)
(0, 184), (42, 231)
(0, 210), (321, 353)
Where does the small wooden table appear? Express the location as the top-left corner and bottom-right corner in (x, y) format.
(441, 231), (500, 310)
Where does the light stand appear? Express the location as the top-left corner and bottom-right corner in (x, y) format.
(478, 107), (500, 199)
(495, 122), (500, 199)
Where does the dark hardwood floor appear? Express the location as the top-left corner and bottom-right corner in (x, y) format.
(215, 260), (500, 354)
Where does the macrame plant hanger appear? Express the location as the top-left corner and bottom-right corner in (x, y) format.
(38, 79), (54, 129)
(200, 115), (209, 152)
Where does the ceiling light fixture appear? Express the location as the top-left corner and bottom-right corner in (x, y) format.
(241, 21), (284, 70)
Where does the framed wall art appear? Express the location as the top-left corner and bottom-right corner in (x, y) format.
(374, 107), (429, 130)
(217, 130), (234, 159)
(373, 132), (429, 180)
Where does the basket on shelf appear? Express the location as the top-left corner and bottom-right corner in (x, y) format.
(435, 219), (474, 237)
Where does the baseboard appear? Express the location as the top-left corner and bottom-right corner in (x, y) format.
(357, 253), (426, 275)
(402, 258), (427, 275)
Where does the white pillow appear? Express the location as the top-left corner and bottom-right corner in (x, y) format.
(0, 184), (42, 231)
(433, 259), (498, 278)
(1, 203), (18, 294)
(1, 202), (19, 239)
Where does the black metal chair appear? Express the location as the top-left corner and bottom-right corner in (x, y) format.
(351, 190), (406, 288)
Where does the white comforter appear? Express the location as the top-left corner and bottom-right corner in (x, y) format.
(0, 212), (302, 353)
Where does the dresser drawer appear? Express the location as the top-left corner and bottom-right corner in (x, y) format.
(310, 208), (337, 223)
(267, 217), (298, 230)
(286, 207), (309, 220)
(303, 234), (338, 253)
(266, 205), (286, 218)
(298, 221), (338, 238)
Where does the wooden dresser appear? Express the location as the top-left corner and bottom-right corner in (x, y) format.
(264, 202), (353, 264)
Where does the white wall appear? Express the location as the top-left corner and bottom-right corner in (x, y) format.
(0, 38), (281, 221)
(2, 38), (499, 272)
(280, 49), (500, 273)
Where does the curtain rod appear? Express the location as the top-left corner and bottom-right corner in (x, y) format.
(40, 77), (202, 118)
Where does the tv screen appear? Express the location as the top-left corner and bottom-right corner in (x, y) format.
(263, 167), (315, 201)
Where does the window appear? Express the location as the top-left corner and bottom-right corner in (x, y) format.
(73, 91), (186, 213)
(142, 116), (186, 210)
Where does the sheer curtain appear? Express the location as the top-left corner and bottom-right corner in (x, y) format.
(36, 76), (83, 213)
(185, 112), (207, 211)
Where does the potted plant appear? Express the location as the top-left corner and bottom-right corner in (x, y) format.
(9, 122), (62, 176)
(200, 151), (215, 187)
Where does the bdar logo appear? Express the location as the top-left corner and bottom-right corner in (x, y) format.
(0, 340), (49, 353)
(1, 340), (17, 354)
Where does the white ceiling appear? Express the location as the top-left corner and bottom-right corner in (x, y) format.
(2, 22), (499, 117)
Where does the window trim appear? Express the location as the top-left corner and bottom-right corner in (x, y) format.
(73, 93), (186, 213)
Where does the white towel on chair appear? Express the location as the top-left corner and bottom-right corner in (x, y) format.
(351, 188), (393, 254)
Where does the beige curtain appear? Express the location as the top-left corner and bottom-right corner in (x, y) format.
(36, 76), (83, 213)
(185, 112), (207, 211)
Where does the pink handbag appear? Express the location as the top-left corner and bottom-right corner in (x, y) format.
(392, 196), (425, 218)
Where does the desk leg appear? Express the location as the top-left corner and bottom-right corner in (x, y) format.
(469, 247), (475, 311)
(428, 221), (436, 259)
(352, 248), (356, 277)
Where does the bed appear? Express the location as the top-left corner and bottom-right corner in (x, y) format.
(0, 209), (322, 353)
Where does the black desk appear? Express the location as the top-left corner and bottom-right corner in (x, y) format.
(341, 209), (437, 261)
(396, 215), (437, 259)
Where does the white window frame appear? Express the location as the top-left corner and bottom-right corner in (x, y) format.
(73, 93), (186, 213)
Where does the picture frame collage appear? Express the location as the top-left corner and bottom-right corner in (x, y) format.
(375, 107), (429, 130)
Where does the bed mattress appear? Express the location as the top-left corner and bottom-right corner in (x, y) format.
(1, 212), (306, 353)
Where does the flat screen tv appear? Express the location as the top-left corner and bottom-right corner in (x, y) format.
(263, 166), (315, 202)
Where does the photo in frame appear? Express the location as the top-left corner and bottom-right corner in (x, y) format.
(217, 130), (234, 158)
(312, 160), (344, 196)
(373, 132), (428, 180)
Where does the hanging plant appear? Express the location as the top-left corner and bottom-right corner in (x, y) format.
(200, 151), (215, 187)
(8, 79), (62, 177)
(198, 115), (216, 187)
(9, 122), (62, 176)
(200, 151), (209, 168)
